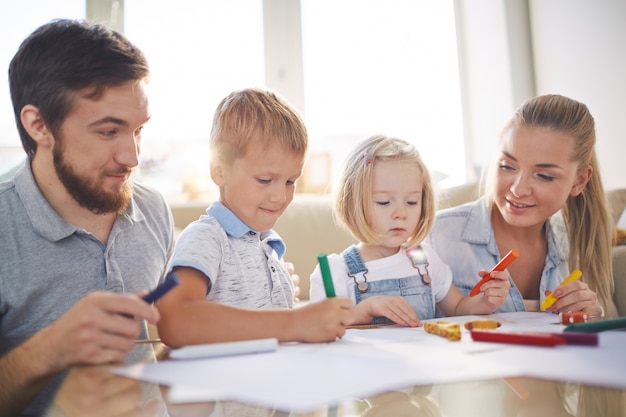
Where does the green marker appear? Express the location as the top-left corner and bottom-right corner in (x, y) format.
(317, 253), (336, 298)
(564, 316), (626, 333)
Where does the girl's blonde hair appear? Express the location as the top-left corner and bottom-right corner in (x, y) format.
(485, 94), (617, 317)
(209, 87), (308, 166)
(334, 134), (436, 248)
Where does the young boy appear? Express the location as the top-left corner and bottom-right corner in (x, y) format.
(156, 88), (352, 346)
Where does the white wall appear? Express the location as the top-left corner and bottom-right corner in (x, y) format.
(455, 0), (516, 180)
(529, 0), (626, 190)
(458, 0), (626, 190)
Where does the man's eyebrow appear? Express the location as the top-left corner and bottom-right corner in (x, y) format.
(88, 116), (128, 128)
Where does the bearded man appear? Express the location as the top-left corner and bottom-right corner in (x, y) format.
(0, 19), (174, 417)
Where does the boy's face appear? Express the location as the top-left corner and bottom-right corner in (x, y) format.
(214, 139), (304, 232)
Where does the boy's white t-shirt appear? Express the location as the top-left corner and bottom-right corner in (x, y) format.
(168, 201), (294, 309)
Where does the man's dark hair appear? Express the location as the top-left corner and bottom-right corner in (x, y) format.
(9, 19), (149, 158)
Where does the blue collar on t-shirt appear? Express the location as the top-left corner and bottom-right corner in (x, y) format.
(206, 201), (286, 259)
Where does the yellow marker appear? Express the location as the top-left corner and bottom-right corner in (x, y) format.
(424, 321), (461, 341)
(540, 269), (582, 310)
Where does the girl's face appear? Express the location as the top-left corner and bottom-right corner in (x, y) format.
(493, 126), (590, 229)
(368, 159), (423, 252)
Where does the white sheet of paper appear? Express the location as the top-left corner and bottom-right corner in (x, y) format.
(114, 312), (626, 412)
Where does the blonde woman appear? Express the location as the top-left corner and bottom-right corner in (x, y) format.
(427, 94), (617, 318)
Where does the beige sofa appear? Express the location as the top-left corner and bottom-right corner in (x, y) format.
(169, 184), (626, 314)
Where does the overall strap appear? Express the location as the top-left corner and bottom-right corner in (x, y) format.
(342, 245), (370, 292)
(406, 246), (432, 284)
(341, 245), (367, 274)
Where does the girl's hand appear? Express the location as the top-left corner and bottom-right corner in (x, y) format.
(353, 296), (421, 327)
(476, 269), (511, 311)
(283, 261), (301, 303)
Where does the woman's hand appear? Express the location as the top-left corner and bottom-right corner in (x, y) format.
(544, 281), (603, 317)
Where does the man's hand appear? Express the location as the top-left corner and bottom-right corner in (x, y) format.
(44, 291), (160, 372)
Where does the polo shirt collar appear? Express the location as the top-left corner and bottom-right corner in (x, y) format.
(207, 201), (286, 259)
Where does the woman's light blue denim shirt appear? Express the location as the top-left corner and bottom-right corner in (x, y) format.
(426, 197), (569, 314)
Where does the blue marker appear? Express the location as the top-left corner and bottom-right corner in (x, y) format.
(142, 273), (180, 304)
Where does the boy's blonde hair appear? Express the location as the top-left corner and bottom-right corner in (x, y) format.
(334, 134), (436, 248)
(209, 88), (308, 166)
(484, 94), (617, 317)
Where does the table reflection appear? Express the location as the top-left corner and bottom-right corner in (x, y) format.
(45, 365), (168, 417)
(46, 366), (626, 417)
(360, 385), (440, 417)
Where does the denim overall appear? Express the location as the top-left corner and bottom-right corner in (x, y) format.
(341, 245), (436, 324)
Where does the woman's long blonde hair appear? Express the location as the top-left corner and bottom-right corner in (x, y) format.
(486, 94), (617, 317)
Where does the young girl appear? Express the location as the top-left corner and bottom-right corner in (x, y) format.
(427, 94), (617, 318)
(309, 135), (510, 326)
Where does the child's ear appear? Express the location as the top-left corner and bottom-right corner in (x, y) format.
(210, 162), (226, 186)
(20, 104), (54, 148)
(570, 165), (592, 197)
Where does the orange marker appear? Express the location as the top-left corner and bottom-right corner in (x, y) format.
(469, 249), (519, 297)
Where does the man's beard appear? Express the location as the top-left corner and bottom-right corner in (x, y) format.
(53, 144), (134, 215)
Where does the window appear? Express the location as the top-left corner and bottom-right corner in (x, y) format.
(124, 0), (266, 203)
(0, 0), (465, 203)
(0, 0), (85, 171)
(300, 0), (465, 189)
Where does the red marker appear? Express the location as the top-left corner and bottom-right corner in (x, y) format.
(469, 249), (519, 297)
(559, 311), (589, 324)
(470, 330), (563, 347)
(470, 329), (598, 347)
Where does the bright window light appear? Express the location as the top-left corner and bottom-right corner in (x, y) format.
(301, 0), (465, 189)
(0, 0), (465, 202)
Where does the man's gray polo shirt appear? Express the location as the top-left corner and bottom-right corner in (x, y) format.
(0, 162), (175, 415)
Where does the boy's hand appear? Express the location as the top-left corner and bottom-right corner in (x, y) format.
(353, 296), (421, 327)
(294, 298), (352, 342)
(476, 269), (511, 310)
